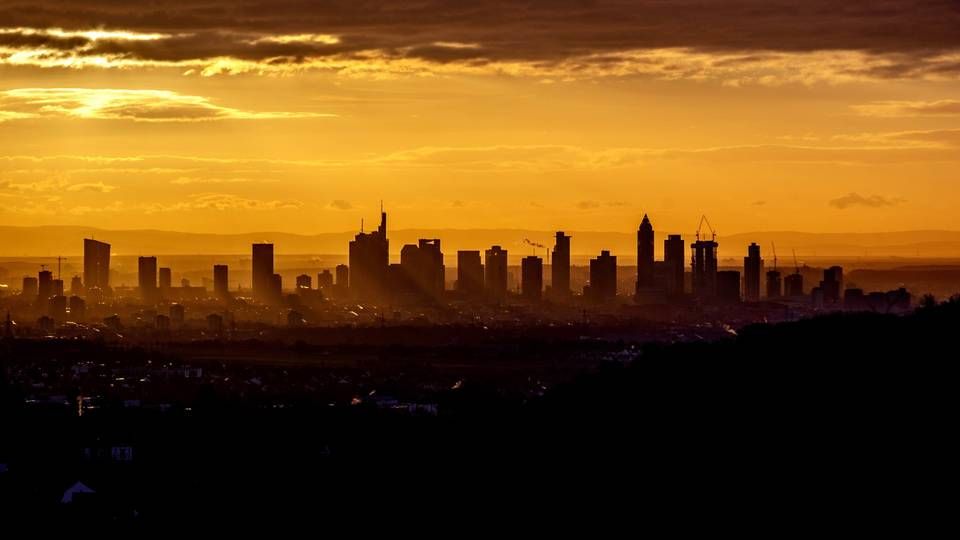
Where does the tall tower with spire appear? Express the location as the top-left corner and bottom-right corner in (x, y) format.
(636, 214), (655, 292)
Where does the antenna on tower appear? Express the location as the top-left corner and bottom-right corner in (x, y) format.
(361, 218), (364, 233)
(792, 249), (800, 274)
(771, 243), (777, 272)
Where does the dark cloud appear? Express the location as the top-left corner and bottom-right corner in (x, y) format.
(829, 193), (905, 210)
(1, 1), (959, 69)
(328, 199), (352, 210)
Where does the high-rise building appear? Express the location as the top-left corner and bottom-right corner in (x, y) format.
(252, 243), (275, 304)
(348, 210), (389, 301)
(743, 243), (762, 302)
(691, 239), (718, 299)
(456, 250), (484, 295)
(820, 266), (843, 304)
(521, 256), (543, 300)
(785, 273), (804, 297)
(21, 276), (38, 298)
(484, 245), (508, 299)
(664, 234), (685, 296)
(214, 264), (229, 298)
(317, 270), (334, 290)
(296, 274), (312, 290)
(335, 264), (349, 291)
(48, 295), (67, 321)
(52, 279), (64, 297)
(83, 238), (110, 293)
(271, 273), (283, 301)
(766, 270), (782, 299)
(138, 256), (158, 303)
(400, 239), (445, 298)
(38, 270), (53, 301)
(70, 275), (83, 296)
(159, 267), (172, 290)
(717, 270), (741, 304)
(636, 215), (655, 292)
(69, 296), (86, 321)
(587, 250), (617, 303)
(551, 232), (571, 297)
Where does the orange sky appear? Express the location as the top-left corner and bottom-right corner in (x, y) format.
(1, 1), (959, 236)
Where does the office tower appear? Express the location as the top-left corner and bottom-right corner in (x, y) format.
(70, 275), (83, 296)
(159, 267), (172, 290)
(457, 250), (484, 295)
(691, 239), (718, 299)
(844, 288), (866, 310)
(636, 215), (655, 292)
(214, 264), (229, 298)
(785, 273), (804, 297)
(52, 279), (64, 297)
(48, 295), (67, 321)
(743, 243), (762, 302)
(587, 250), (617, 303)
(335, 264), (349, 290)
(38, 269), (53, 301)
(83, 238), (111, 293)
(69, 296), (86, 321)
(400, 239), (445, 298)
(717, 271), (741, 304)
(766, 270), (782, 299)
(22, 276), (38, 298)
(484, 245), (508, 298)
(138, 256), (158, 303)
(348, 210), (389, 301)
(317, 270), (334, 290)
(664, 234), (685, 296)
(521, 256), (543, 300)
(271, 273), (283, 300)
(820, 266), (843, 304)
(551, 232), (571, 297)
(252, 243), (275, 304)
(296, 274), (312, 290)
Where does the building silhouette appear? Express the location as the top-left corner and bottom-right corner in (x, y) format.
(335, 264), (349, 293)
(820, 266), (843, 305)
(52, 279), (64, 298)
(70, 275), (83, 296)
(785, 272), (803, 297)
(38, 269), (53, 301)
(691, 238), (718, 299)
(743, 243), (762, 302)
(348, 210), (389, 301)
(766, 269), (782, 299)
(484, 246), (508, 299)
(400, 239), (445, 298)
(664, 234), (685, 296)
(586, 250), (617, 303)
(636, 215), (655, 292)
(252, 243), (275, 304)
(138, 256), (158, 304)
(551, 232), (571, 297)
(456, 250), (484, 295)
(159, 267), (172, 291)
(21, 276), (37, 298)
(83, 238), (110, 294)
(717, 270), (741, 304)
(296, 274), (312, 290)
(213, 265), (229, 298)
(69, 296), (86, 321)
(317, 270), (334, 291)
(271, 273), (283, 301)
(521, 255), (543, 301)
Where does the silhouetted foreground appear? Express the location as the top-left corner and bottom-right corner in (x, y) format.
(1, 300), (956, 527)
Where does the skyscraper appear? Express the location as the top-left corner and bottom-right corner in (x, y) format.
(400, 239), (445, 298)
(317, 270), (334, 290)
(743, 243), (762, 302)
(252, 243), (275, 304)
(138, 256), (158, 303)
(691, 239), (718, 299)
(21, 276), (37, 298)
(785, 272), (804, 297)
(484, 246), (508, 299)
(335, 264), (349, 292)
(820, 266), (843, 304)
(83, 238), (110, 294)
(214, 264), (229, 298)
(296, 274), (312, 290)
(348, 210), (389, 301)
(766, 269), (782, 299)
(70, 275), (84, 296)
(587, 250), (617, 303)
(521, 256), (543, 301)
(159, 267), (172, 290)
(717, 270), (741, 304)
(551, 232), (571, 297)
(38, 270), (53, 301)
(456, 250), (484, 295)
(636, 215), (655, 292)
(664, 234), (685, 296)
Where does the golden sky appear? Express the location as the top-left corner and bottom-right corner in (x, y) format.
(1, 1), (959, 236)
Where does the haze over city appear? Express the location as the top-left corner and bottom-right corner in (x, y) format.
(1, 1), (957, 529)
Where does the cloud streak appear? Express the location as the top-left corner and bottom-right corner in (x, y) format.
(829, 193), (906, 210)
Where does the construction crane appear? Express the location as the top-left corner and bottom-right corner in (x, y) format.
(771, 243), (778, 272)
(695, 215), (716, 241)
(792, 249), (800, 274)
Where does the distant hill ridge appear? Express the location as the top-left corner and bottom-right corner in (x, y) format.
(2, 225), (960, 258)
